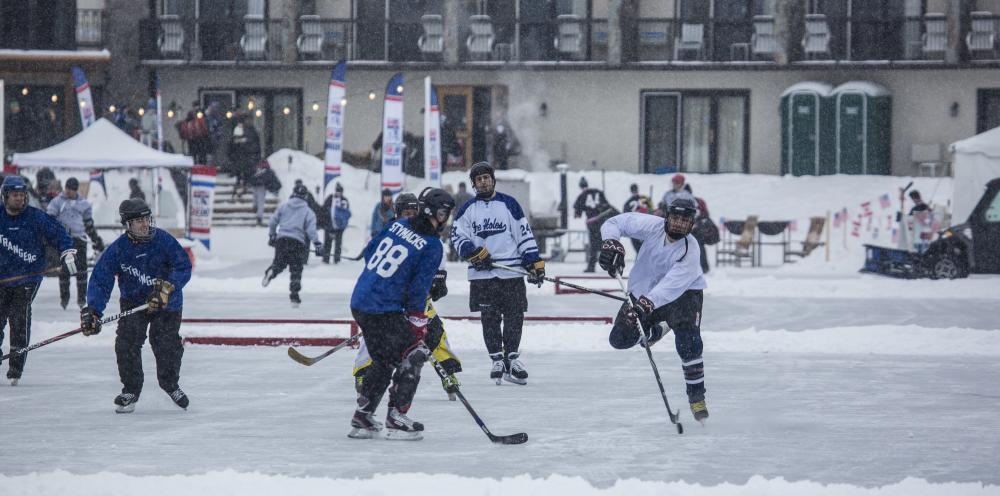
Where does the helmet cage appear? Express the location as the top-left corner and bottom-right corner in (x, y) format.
(665, 206), (696, 239)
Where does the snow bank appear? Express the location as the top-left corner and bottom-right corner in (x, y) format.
(2, 472), (996, 496)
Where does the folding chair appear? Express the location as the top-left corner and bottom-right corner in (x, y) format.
(296, 15), (322, 59)
(674, 23), (704, 60)
(158, 15), (185, 58)
(966, 11), (997, 59)
(716, 215), (758, 267)
(419, 14), (444, 59)
(466, 14), (495, 61)
(784, 216), (826, 262)
(240, 15), (269, 60)
(802, 14), (830, 59)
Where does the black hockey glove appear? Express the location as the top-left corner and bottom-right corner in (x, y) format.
(313, 241), (323, 256)
(92, 236), (105, 253)
(147, 279), (175, 313)
(466, 247), (493, 271)
(599, 239), (626, 277)
(525, 260), (545, 287)
(429, 270), (448, 301)
(268, 234), (276, 247)
(80, 306), (102, 336)
(625, 295), (655, 328)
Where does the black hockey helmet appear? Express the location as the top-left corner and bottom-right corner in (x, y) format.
(665, 197), (697, 240)
(292, 183), (309, 199)
(394, 192), (419, 217)
(469, 161), (495, 199)
(579, 176), (588, 189)
(1, 175), (29, 214)
(418, 187), (456, 232)
(119, 198), (155, 242)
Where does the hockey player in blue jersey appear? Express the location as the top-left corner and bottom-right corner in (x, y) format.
(450, 162), (545, 385)
(348, 188), (455, 441)
(0, 175), (76, 386)
(81, 199), (193, 414)
(598, 198), (710, 423)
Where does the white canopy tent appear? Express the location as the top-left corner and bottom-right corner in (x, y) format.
(11, 118), (193, 229)
(950, 126), (1000, 223)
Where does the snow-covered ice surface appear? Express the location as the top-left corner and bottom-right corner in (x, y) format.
(3, 165), (999, 495)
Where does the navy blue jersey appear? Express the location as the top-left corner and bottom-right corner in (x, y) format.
(0, 205), (73, 287)
(87, 228), (192, 315)
(350, 218), (443, 314)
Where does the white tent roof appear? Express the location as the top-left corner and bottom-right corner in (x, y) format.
(950, 125), (1000, 158)
(950, 126), (1000, 222)
(11, 118), (193, 169)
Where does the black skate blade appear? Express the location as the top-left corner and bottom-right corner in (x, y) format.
(490, 432), (528, 445)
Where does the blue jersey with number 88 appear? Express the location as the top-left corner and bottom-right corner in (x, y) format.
(350, 218), (443, 314)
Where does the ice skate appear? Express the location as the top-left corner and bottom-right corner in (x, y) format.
(261, 267), (276, 287)
(489, 355), (505, 385)
(690, 399), (709, 424)
(60, 296), (69, 310)
(169, 388), (189, 410)
(114, 393), (138, 414)
(290, 292), (301, 308)
(384, 407), (424, 441)
(9, 377), (19, 387)
(77, 296), (87, 310)
(504, 353), (528, 385)
(441, 373), (460, 401)
(347, 409), (383, 439)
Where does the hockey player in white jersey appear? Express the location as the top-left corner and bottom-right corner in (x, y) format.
(598, 198), (710, 422)
(451, 162), (545, 385)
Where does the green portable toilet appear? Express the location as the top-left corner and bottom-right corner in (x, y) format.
(780, 82), (835, 176)
(832, 81), (892, 175)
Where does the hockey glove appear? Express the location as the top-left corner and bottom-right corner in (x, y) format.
(466, 247), (493, 271)
(268, 234), (276, 247)
(313, 241), (323, 256)
(405, 312), (429, 341)
(61, 249), (78, 276)
(80, 306), (102, 336)
(525, 260), (546, 287)
(92, 236), (105, 253)
(625, 295), (656, 327)
(147, 279), (175, 313)
(429, 270), (448, 301)
(598, 239), (626, 277)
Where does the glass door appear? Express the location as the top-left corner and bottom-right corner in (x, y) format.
(437, 85), (475, 169)
(641, 92), (680, 173)
(641, 91), (748, 174)
(682, 96), (712, 172)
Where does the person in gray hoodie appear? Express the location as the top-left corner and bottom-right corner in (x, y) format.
(262, 183), (321, 307)
(47, 177), (104, 309)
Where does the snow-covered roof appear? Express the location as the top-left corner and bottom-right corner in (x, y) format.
(950, 125), (1000, 158)
(780, 81), (834, 97)
(12, 118), (193, 169)
(832, 81), (891, 97)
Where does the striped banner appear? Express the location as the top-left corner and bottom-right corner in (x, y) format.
(324, 61), (347, 193)
(380, 73), (404, 194)
(189, 165), (217, 250)
(71, 67), (96, 128)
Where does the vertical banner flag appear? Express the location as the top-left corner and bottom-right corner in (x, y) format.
(155, 71), (164, 152)
(71, 67), (95, 128)
(324, 61), (347, 193)
(423, 77), (442, 188)
(89, 169), (107, 197)
(189, 165), (217, 250)
(380, 73), (404, 194)
(0, 79), (5, 165)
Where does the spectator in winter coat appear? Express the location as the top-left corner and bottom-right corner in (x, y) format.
(490, 118), (519, 170)
(453, 182), (474, 216)
(659, 173), (695, 213)
(623, 183), (654, 253)
(129, 178), (146, 201)
(370, 189), (396, 238)
(262, 184), (322, 307)
(684, 183), (711, 274)
(321, 183), (351, 264)
(248, 161), (281, 226)
(228, 113), (261, 198)
(47, 177), (105, 309)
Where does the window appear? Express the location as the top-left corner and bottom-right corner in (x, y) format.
(977, 89), (1000, 134)
(642, 90), (748, 174)
(3, 85), (67, 154)
(0, 0), (76, 50)
(202, 88), (302, 158)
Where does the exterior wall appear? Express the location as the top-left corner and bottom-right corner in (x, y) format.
(104, 0), (150, 108)
(157, 65), (999, 176)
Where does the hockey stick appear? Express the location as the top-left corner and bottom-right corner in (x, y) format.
(0, 304), (149, 363)
(287, 333), (361, 366)
(426, 353), (528, 445)
(0, 265), (88, 285)
(613, 272), (684, 434)
(490, 263), (627, 302)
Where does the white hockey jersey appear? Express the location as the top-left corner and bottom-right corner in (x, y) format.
(451, 192), (541, 281)
(600, 212), (707, 308)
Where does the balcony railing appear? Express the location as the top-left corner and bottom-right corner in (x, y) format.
(76, 9), (104, 47)
(139, 17), (288, 62)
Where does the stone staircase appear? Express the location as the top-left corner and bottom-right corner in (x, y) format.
(212, 173), (279, 227)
